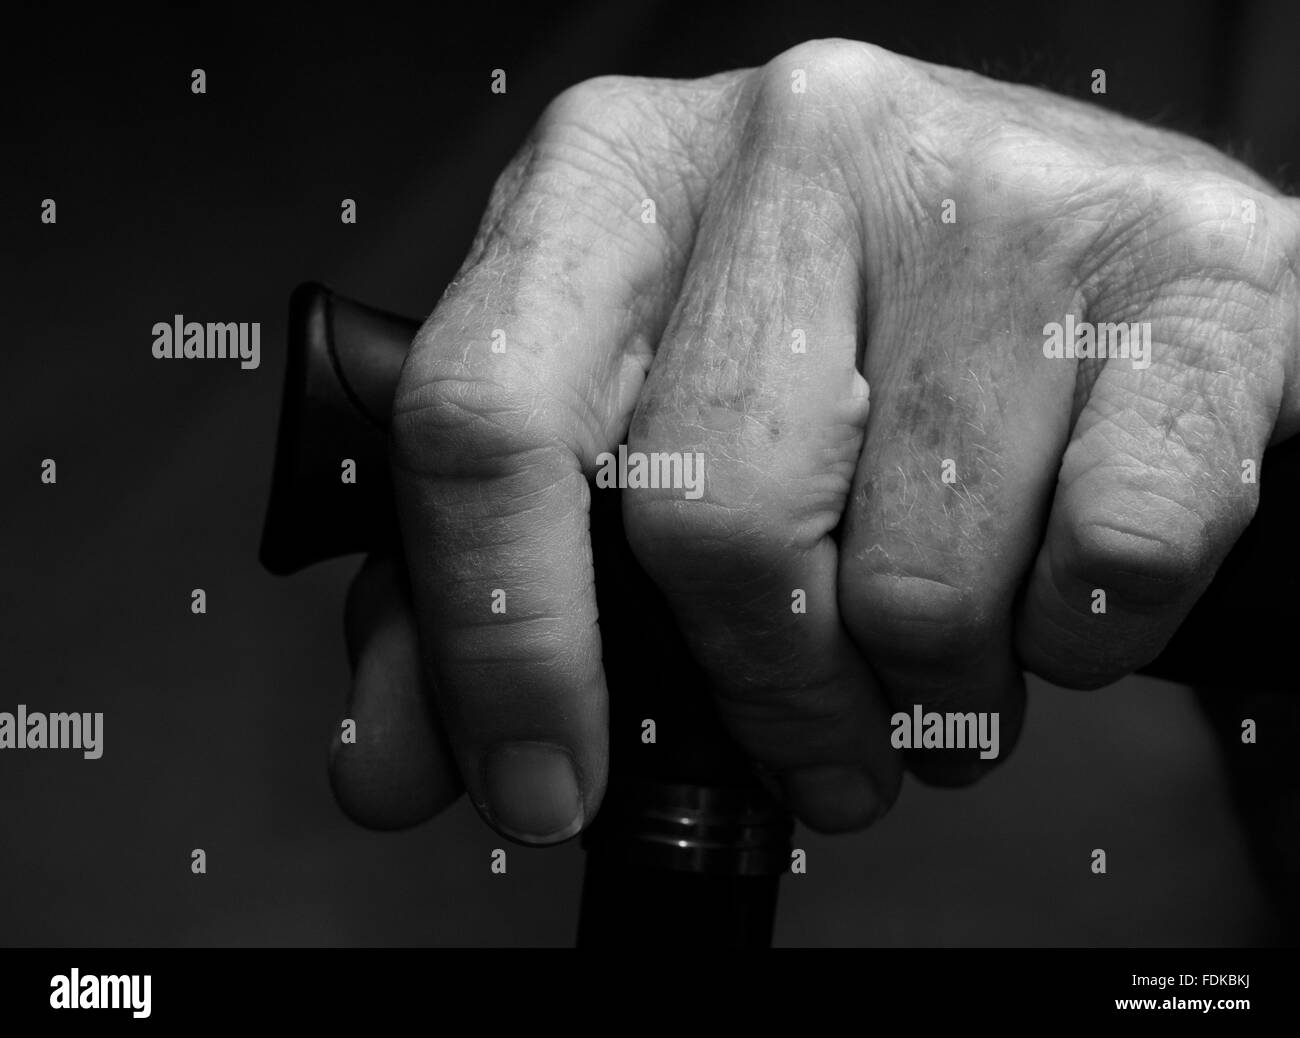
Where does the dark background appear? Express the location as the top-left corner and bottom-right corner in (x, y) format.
(5, 0), (1297, 945)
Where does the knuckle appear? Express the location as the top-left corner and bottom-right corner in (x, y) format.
(390, 346), (569, 478)
(1156, 180), (1263, 237)
(1056, 427), (1257, 609)
(472, 77), (677, 267)
(752, 38), (892, 134)
(764, 38), (888, 92)
(623, 404), (842, 577)
(626, 384), (857, 571)
(534, 72), (735, 220)
(839, 571), (992, 665)
(1064, 514), (1208, 608)
(958, 125), (1107, 229)
(622, 484), (799, 586)
(1147, 179), (1299, 291)
(535, 76), (668, 194)
(538, 74), (642, 137)
(621, 419), (770, 577)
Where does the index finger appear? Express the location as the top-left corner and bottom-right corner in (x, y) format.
(390, 77), (729, 844)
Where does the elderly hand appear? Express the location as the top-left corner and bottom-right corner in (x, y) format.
(329, 40), (1300, 842)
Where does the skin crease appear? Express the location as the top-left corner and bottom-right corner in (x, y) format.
(329, 39), (1300, 842)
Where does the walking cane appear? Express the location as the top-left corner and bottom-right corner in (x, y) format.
(260, 282), (1300, 947)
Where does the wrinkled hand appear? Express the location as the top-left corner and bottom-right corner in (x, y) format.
(329, 40), (1300, 841)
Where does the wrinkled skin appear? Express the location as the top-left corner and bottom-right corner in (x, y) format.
(327, 40), (1300, 843)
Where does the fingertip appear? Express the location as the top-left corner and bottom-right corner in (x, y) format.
(328, 731), (461, 832)
(477, 741), (587, 846)
(904, 749), (999, 788)
(783, 764), (892, 834)
(328, 635), (463, 830)
(331, 555), (463, 831)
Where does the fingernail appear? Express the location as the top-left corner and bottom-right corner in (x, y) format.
(482, 742), (583, 845)
(784, 765), (881, 832)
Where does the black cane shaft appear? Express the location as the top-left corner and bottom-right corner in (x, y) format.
(578, 865), (781, 947)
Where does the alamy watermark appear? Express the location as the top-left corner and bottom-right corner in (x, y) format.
(0, 705), (103, 759)
(50, 970), (150, 1018)
(152, 315), (260, 369)
(890, 706), (999, 760)
(1043, 314), (1151, 369)
(595, 444), (705, 500)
